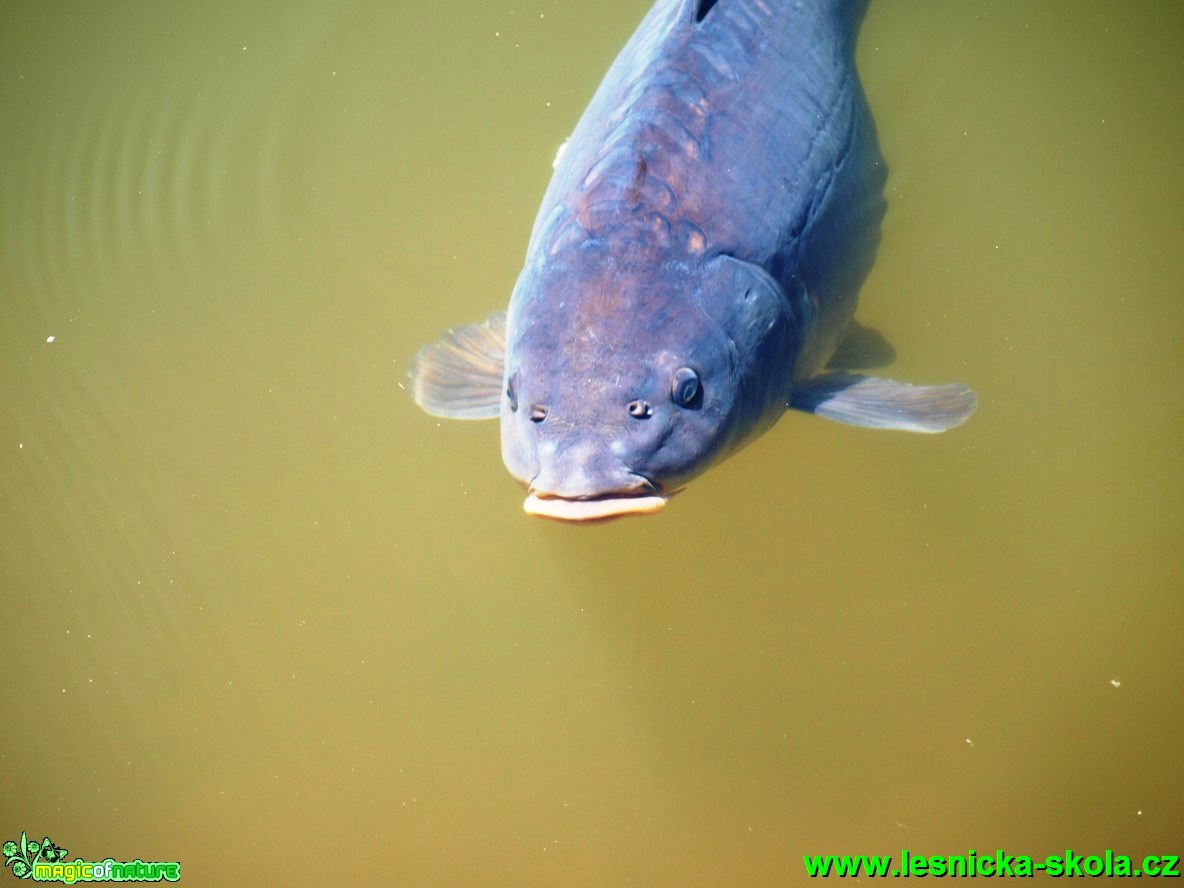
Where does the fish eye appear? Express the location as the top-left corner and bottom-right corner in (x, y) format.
(670, 367), (701, 408)
(529, 404), (548, 423)
(627, 399), (653, 419)
(506, 373), (519, 412)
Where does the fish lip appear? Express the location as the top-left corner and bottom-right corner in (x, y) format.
(523, 492), (668, 523)
(523, 475), (667, 523)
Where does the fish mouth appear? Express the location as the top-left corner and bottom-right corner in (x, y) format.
(524, 471), (667, 523)
(523, 475), (672, 525)
(523, 492), (668, 523)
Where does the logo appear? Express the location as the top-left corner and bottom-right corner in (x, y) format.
(2, 833), (179, 883)
(3, 835), (67, 880)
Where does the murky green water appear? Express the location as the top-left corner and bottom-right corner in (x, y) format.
(2, 1), (1180, 884)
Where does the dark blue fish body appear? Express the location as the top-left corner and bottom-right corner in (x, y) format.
(411, 0), (974, 522)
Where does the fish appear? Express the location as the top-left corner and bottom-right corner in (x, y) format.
(408, 0), (976, 522)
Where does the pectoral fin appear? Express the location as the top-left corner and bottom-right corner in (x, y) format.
(790, 372), (976, 433)
(408, 311), (506, 419)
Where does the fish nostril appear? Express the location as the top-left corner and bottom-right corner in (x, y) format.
(627, 399), (653, 419)
(529, 404), (548, 423)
